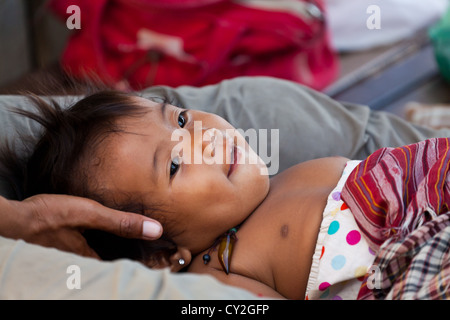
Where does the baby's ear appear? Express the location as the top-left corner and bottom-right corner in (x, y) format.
(168, 246), (192, 272)
(142, 246), (192, 272)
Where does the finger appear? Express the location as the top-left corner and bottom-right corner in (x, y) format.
(31, 230), (102, 259)
(69, 234), (102, 259)
(64, 234), (102, 259)
(78, 244), (101, 259)
(67, 196), (163, 240)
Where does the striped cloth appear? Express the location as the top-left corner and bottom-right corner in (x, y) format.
(341, 138), (450, 299)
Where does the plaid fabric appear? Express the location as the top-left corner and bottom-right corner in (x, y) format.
(341, 138), (450, 299)
(359, 213), (450, 300)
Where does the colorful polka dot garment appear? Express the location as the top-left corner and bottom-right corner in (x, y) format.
(305, 160), (376, 300)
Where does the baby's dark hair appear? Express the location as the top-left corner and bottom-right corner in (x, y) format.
(0, 90), (177, 266)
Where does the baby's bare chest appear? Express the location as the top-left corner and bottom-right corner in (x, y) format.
(233, 185), (333, 298)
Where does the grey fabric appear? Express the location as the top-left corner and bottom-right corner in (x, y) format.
(0, 236), (257, 299)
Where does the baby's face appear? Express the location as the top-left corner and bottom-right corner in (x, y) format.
(97, 97), (269, 254)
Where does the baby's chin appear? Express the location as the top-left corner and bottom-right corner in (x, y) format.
(243, 143), (269, 177)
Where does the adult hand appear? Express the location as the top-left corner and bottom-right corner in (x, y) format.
(0, 194), (162, 258)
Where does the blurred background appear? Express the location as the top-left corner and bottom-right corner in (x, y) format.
(1, 0), (450, 126)
(0, 0), (70, 88)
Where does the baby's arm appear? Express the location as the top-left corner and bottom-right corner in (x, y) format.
(191, 265), (285, 299)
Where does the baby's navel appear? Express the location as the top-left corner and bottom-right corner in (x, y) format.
(280, 224), (289, 238)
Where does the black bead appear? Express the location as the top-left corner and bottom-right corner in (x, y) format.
(203, 254), (211, 264)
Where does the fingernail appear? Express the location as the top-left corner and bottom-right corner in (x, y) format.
(142, 221), (162, 239)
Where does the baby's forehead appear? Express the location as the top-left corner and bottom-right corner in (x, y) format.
(133, 96), (166, 108)
(109, 101), (159, 130)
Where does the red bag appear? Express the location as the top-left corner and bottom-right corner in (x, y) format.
(49, 0), (338, 90)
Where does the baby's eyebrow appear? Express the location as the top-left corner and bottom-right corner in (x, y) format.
(152, 102), (168, 185)
(143, 95), (188, 110)
(160, 102), (167, 122)
(153, 142), (162, 184)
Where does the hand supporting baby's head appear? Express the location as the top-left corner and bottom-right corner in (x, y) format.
(11, 91), (270, 269)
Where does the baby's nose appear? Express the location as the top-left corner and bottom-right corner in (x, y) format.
(202, 128), (221, 157)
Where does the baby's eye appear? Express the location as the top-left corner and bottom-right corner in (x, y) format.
(178, 111), (188, 128)
(170, 157), (180, 177)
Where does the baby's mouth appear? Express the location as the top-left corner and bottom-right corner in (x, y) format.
(227, 137), (240, 177)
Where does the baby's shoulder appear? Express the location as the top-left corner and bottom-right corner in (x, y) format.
(270, 156), (349, 190)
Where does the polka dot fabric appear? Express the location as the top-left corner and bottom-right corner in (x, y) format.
(305, 161), (376, 300)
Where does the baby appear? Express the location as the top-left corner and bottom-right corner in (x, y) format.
(5, 91), (448, 300)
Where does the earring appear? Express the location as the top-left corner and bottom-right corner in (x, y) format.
(203, 228), (237, 275)
(178, 258), (185, 266)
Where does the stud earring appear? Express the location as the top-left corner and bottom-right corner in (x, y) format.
(178, 258), (185, 266)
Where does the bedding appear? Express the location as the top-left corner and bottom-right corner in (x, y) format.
(1, 76), (450, 299)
